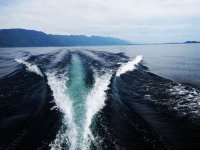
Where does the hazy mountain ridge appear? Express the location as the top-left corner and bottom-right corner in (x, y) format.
(0, 29), (131, 47)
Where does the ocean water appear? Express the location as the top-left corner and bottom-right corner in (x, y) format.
(0, 44), (200, 150)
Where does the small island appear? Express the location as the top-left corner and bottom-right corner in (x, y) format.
(184, 41), (200, 44)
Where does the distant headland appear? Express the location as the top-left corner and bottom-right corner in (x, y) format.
(184, 41), (200, 44)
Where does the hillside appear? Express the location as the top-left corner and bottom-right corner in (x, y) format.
(0, 29), (131, 47)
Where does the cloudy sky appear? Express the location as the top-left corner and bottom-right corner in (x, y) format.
(0, 0), (200, 43)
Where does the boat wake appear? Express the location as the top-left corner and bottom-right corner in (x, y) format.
(46, 71), (77, 150)
(1, 49), (200, 149)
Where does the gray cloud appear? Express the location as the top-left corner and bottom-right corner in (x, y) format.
(0, 0), (200, 42)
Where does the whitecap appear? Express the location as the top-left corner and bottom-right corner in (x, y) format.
(116, 55), (143, 77)
(15, 58), (43, 77)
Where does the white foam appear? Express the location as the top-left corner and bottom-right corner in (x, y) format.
(116, 55), (143, 77)
(47, 68), (112, 149)
(80, 50), (104, 63)
(82, 72), (112, 149)
(15, 58), (43, 77)
(169, 84), (200, 116)
(46, 72), (77, 150)
(51, 50), (68, 65)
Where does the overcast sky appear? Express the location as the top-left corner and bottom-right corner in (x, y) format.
(0, 0), (200, 43)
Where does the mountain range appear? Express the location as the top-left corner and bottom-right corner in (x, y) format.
(0, 29), (131, 47)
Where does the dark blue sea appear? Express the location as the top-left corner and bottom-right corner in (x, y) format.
(0, 44), (200, 150)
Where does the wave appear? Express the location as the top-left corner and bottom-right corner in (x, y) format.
(83, 71), (112, 149)
(46, 71), (77, 150)
(116, 55), (143, 77)
(15, 58), (43, 77)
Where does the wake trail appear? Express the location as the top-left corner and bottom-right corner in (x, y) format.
(82, 71), (112, 150)
(47, 53), (113, 150)
(46, 71), (77, 150)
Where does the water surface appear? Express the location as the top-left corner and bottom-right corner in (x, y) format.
(0, 44), (200, 150)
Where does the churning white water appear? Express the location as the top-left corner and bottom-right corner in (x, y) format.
(46, 71), (77, 150)
(116, 55), (143, 77)
(46, 54), (112, 150)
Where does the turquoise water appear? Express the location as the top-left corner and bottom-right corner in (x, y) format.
(67, 54), (90, 148)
